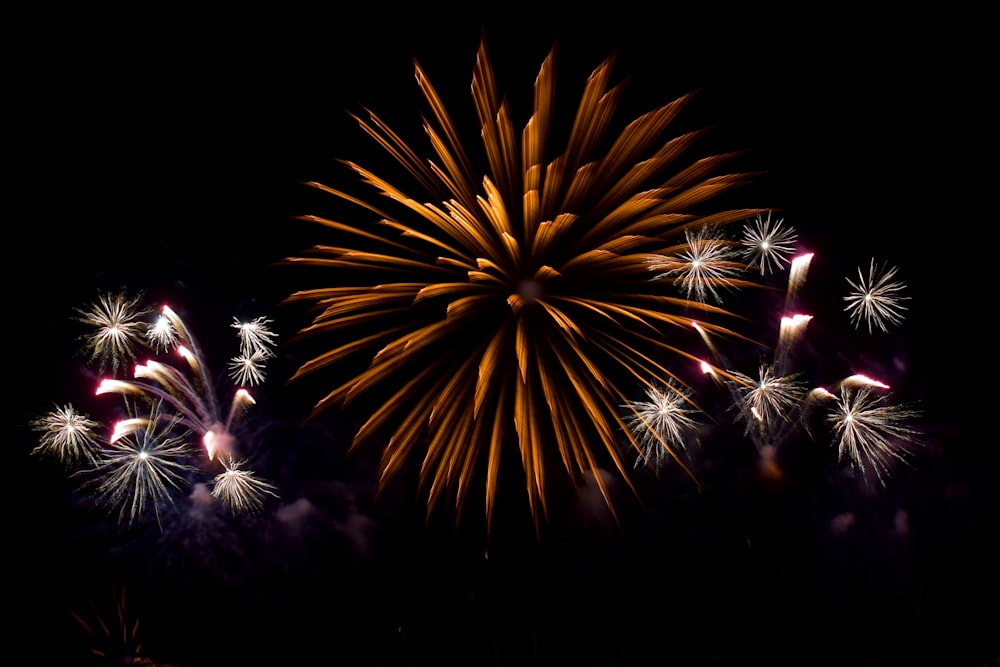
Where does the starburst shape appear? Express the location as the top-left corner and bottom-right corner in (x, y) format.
(145, 312), (179, 353)
(649, 226), (747, 304)
(740, 211), (797, 275)
(76, 291), (151, 376)
(232, 316), (278, 358)
(30, 403), (103, 466)
(227, 351), (269, 387)
(621, 382), (699, 470)
(844, 259), (909, 333)
(91, 400), (195, 528)
(728, 364), (806, 439)
(282, 37), (769, 529)
(211, 460), (279, 513)
(828, 385), (920, 485)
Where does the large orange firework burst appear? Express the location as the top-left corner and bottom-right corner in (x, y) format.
(283, 37), (770, 532)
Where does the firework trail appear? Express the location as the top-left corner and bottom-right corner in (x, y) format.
(281, 36), (777, 531)
(31, 293), (279, 526)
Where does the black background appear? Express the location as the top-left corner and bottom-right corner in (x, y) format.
(7, 7), (991, 666)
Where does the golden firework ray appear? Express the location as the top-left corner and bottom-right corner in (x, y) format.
(283, 37), (769, 532)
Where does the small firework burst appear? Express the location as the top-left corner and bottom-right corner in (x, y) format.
(232, 316), (278, 358)
(227, 350), (270, 387)
(211, 461), (279, 513)
(622, 382), (700, 470)
(844, 258), (909, 333)
(649, 226), (747, 304)
(90, 400), (195, 528)
(145, 312), (179, 353)
(727, 364), (807, 444)
(740, 211), (798, 275)
(30, 403), (103, 467)
(75, 291), (151, 376)
(827, 383), (921, 485)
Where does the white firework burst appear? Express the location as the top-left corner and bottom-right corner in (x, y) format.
(145, 312), (179, 353)
(649, 227), (744, 304)
(232, 317), (278, 358)
(740, 211), (797, 275)
(844, 259), (909, 333)
(728, 364), (807, 443)
(211, 461), (279, 513)
(622, 382), (700, 470)
(227, 350), (270, 388)
(30, 403), (103, 467)
(828, 385), (920, 485)
(76, 291), (151, 376)
(91, 400), (196, 528)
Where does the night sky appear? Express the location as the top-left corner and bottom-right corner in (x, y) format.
(8, 8), (992, 667)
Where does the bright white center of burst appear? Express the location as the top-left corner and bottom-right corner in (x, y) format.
(864, 294), (873, 302)
(138, 450), (149, 460)
(692, 260), (701, 269)
(517, 279), (543, 302)
(761, 241), (770, 250)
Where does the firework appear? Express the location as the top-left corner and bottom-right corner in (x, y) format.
(89, 400), (196, 528)
(727, 364), (807, 446)
(35, 293), (280, 526)
(75, 291), (151, 376)
(227, 351), (270, 388)
(145, 312), (179, 353)
(282, 37), (772, 529)
(96, 305), (273, 463)
(621, 382), (700, 470)
(672, 238), (923, 485)
(844, 258), (909, 333)
(826, 382), (921, 485)
(740, 211), (797, 276)
(30, 403), (103, 467)
(648, 226), (749, 304)
(211, 461), (279, 513)
(232, 316), (278, 360)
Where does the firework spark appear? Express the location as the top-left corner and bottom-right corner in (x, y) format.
(228, 351), (270, 388)
(621, 382), (700, 470)
(649, 226), (748, 304)
(90, 400), (196, 528)
(75, 291), (151, 376)
(282, 37), (771, 529)
(211, 461), (279, 513)
(727, 364), (806, 445)
(827, 384), (921, 485)
(145, 312), (179, 353)
(844, 258), (909, 333)
(740, 211), (797, 275)
(232, 316), (278, 359)
(30, 403), (103, 466)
